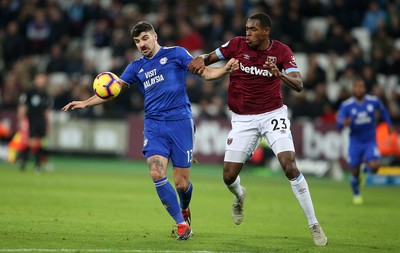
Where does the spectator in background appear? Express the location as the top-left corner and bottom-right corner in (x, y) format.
(361, 64), (379, 93)
(111, 28), (131, 58)
(47, 4), (68, 46)
(370, 47), (390, 75)
(385, 1), (400, 38)
(201, 11), (225, 52)
(281, 7), (304, 51)
(325, 22), (353, 56)
(46, 43), (68, 73)
(26, 9), (50, 54)
(304, 54), (327, 90)
(66, 45), (84, 75)
(93, 18), (112, 48)
(362, 0), (387, 34)
(371, 25), (394, 58)
(2, 21), (25, 70)
(67, 0), (87, 37)
(0, 72), (23, 109)
(176, 18), (203, 54)
(346, 43), (366, 73)
(389, 41), (400, 78)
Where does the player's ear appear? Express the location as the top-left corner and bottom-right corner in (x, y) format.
(264, 27), (271, 36)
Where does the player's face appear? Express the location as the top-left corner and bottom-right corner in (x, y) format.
(34, 73), (48, 90)
(245, 19), (270, 49)
(353, 79), (366, 100)
(133, 31), (157, 58)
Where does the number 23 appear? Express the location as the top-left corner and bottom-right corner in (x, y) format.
(271, 118), (287, 131)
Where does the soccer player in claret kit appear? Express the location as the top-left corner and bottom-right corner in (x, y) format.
(189, 13), (328, 246)
(337, 78), (393, 205)
(62, 21), (238, 240)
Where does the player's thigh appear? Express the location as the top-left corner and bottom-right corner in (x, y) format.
(347, 142), (364, 168)
(224, 119), (261, 163)
(270, 138), (295, 156)
(261, 105), (294, 152)
(142, 119), (171, 159)
(169, 118), (195, 168)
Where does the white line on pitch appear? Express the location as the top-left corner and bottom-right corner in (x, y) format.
(0, 249), (254, 253)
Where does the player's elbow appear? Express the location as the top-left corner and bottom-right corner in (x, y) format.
(294, 82), (303, 92)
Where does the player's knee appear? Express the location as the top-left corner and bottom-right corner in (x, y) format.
(281, 160), (300, 179)
(278, 153), (299, 180)
(223, 168), (237, 185)
(369, 161), (381, 172)
(149, 170), (163, 181)
(175, 180), (189, 192)
(223, 162), (242, 185)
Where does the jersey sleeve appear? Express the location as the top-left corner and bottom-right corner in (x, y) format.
(119, 62), (140, 89)
(281, 45), (300, 74)
(336, 104), (349, 130)
(175, 47), (193, 70)
(377, 98), (393, 127)
(215, 37), (240, 60)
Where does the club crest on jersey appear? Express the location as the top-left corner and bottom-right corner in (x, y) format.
(289, 55), (297, 67)
(160, 57), (168, 65)
(227, 138), (233, 145)
(267, 56), (277, 64)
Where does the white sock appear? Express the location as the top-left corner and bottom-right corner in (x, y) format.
(226, 175), (244, 200)
(290, 173), (318, 226)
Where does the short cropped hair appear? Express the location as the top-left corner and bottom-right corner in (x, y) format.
(131, 21), (155, 37)
(249, 13), (272, 28)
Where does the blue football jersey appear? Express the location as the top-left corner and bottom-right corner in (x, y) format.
(337, 95), (392, 142)
(119, 46), (193, 120)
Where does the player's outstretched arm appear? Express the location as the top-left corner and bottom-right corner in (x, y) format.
(61, 95), (106, 111)
(199, 58), (239, 80)
(188, 51), (220, 75)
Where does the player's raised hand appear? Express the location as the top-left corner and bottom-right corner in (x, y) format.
(225, 58), (239, 73)
(188, 56), (205, 75)
(263, 61), (283, 77)
(62, 101), (86, 111)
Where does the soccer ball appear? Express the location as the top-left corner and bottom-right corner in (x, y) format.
(93, 72), (122, 100)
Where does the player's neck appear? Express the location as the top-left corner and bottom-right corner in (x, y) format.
(256, 38), (271, 51)
(355, 96), (365, 103)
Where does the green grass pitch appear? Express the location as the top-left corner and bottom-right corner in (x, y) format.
(1, 156), (399, 253)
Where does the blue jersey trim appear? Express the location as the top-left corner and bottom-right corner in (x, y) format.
(215, 48), (225, 60)
(285, 68), (299, 74)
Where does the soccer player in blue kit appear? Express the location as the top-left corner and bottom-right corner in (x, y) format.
(337, 78), (393, 205)
(62, 21), (239, 240)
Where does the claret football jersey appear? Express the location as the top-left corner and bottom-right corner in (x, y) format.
(216, 36), (300, 115)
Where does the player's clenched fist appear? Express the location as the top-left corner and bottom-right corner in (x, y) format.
(263, 61), (283, 77)
(225, 58), (239, 73)
(188, 56), (206, 75)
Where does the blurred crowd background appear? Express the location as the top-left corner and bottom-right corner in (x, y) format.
(0, 0), (399, 123)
